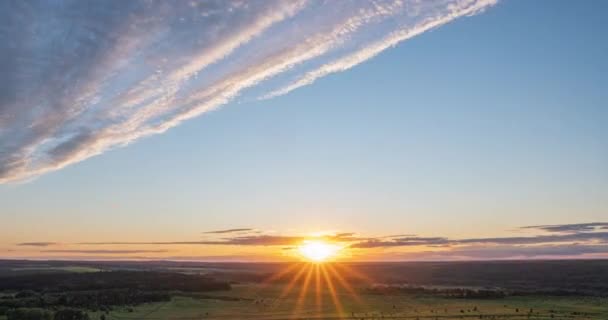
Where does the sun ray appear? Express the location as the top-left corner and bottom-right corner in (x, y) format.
(327, 263), (363, 305)
(321, 264), (345, 318)
(277, 262), (309, 302)
(247, 262), (304, 307)
(262, 262), (304, 285)
(292, 263), (314, 316)
(333, 263), (375, 285)
(315, 264), (323, 315)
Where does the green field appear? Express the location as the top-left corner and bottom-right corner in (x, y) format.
(90, 284), (608, 320)
(10, 266), (101, 273)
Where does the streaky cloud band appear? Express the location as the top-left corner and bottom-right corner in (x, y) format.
(0, 0), (497, 183)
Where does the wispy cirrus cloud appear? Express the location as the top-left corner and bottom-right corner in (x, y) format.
(261, 0), (497, 99)
(17, 242), (59, 247)
(79, 232), (368, 247)
(0, 0), (497, 183)
(40, 249), (169, 254)
(520, 222), (608, 234)
(203, 228), (255, 234)
(351, 231), (608, 248)
(365, 244), (608, 261)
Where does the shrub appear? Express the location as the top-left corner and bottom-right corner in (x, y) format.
(6, 308), (53, 320)
(53, 309), (89, 320)
(0, 306), (10, 315)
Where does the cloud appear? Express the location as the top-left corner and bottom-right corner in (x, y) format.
(447, 244), (608, 259)
(351, 232), (608, 248)
(456, 232), (608, 245)
(352, 237), (450, 248)
(521, 222), (608, 234)
(79, 232), (368, 247)
(212, 235), (305, 246)
(0, 0), (497, 183)
(351, 222), (608, 249)
(16, 242), (58, 247)
(69, 222), (608, 251)
(203, 228), (255, 234)
(261, 0), (498, 99)
(40, 249), (169, 254)
(15, 222), (608, 260)
(368, 244), (608, 261)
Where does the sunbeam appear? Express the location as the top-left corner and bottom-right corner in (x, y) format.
(334, 263), (375, 286)
(263, 262), (304, 285)
(321, 264), (345, 318)
(315, 264), (323, 315)
(327, 263), (363, 305)
(276, 263), (309, 305)
(293, 263), (314, 316)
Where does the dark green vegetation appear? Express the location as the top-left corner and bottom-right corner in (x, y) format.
(0, 270), (229, 320)
(0, 260), (606, 319)
(0, 270), (229, 292)
(347, 260), (608, 297)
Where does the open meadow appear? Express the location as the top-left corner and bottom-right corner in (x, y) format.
(90, 284), (608, 320)
(1, 260), (607, 320)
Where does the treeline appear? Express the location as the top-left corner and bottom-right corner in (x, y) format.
(0, 271), (232, 320)
(365, 284), (608, 299)
(365, 285), (508, 299)
(0, 271), (230, 292)
(0, 289), (170, 310)
(348, 260), (608, 297)
(2, 308), (90, 320)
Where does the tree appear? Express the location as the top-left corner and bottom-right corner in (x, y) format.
(0, 306), (10, 316)
(6, 308), (52, 320)
(53, 309), (89, 320)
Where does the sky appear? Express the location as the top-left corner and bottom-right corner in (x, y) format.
(0, 0), (607, 261)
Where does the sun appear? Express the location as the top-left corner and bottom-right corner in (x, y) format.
(297, 240), (341, 262)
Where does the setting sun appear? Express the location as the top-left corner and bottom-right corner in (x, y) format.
(297, 240), (342, 262)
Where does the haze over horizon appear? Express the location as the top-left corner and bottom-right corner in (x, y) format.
(1, 0), (607, 262)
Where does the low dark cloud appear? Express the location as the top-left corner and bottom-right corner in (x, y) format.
(80, 236), (313, 246)
(203, 228), (254, 234)
(73, 222), (608, 250)
(456, 232), (608, 245)
(351, 232), (608, 248)
(335, 232), (355, 237)
(353, 237), (449, 248)
(521, 222), (608, 234)
(402, 244), (608, 260)
(79, 232), (370, 247)
(76, 237), (299, 246)
(41, 249), (169, 254)
(23, 222), (608, 260)
(17, 242), (58, 247)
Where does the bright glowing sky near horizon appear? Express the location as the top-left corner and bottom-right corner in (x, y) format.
(0, 0), (607, 261)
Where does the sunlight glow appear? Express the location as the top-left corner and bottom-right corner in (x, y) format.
(298, 240), (342, 262)
(259, 260), (369, 318)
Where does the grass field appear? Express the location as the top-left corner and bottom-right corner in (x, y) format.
(91, 283), (608, 320)
(10, 266), (101, 273)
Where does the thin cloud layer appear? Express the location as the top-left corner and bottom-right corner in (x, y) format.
(0, 0), (497, 183)
(41, 249), (169, 254)
(78, 232), (368, 246)
(352, 232), (608, 248)
(17, 242), (58, 247)
(19, 222), (608, 260)
(521, 222), (608, 234)
(371, 244), (608, 261)
(203, 228), (255, 234)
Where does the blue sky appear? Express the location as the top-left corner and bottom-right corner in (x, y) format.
(0, 0), (607, 260)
